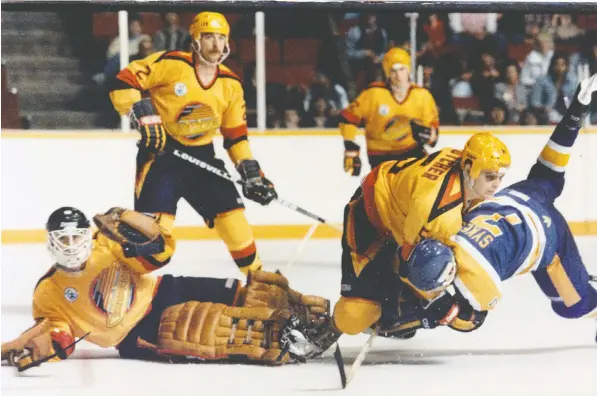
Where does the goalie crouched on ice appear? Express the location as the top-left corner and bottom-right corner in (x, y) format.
(1, 207), (330, 371)
(109, 12), (276, 277)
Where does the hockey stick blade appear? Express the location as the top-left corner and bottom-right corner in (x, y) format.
(333, 343), (347, 389)
(590, 275), (597, 283)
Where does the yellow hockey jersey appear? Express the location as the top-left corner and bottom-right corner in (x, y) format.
(360, 148), (465, 247)
(110, 50), (251, 164)
(32, 231), (174, 348)
(340, 82), (439, 156)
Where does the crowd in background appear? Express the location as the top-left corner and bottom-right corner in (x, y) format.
(93, 11), (597, 128)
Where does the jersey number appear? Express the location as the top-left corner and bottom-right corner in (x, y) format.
(470, 212), (522, 237)
(389, 158), (418, 174)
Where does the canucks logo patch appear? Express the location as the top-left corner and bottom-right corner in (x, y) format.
(64, 287), (78, 302)
(174, 82), (187, 97)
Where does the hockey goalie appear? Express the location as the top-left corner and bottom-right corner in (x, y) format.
(1, 207), (330, 371)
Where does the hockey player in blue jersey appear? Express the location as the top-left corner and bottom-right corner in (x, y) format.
(383, 73), (597, 340)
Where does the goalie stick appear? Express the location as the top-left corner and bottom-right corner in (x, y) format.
(168, 147), (342, 232)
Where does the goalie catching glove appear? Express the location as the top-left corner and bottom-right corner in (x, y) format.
(93, 207), (165, 258)
(131, 98), (168, 154)
(236, 159), (278, 205)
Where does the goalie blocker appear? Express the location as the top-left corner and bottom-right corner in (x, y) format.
(1, 207), (331, 370)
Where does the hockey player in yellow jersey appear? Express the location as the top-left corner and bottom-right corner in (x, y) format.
(1, 206), (331, 371)
(299, 132), (512, 357)
(340, 47), (440, 176)
(109, 12), (276, 277)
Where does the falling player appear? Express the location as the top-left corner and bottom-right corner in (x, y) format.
(300, 131), (512, 355)
(340, 47), (440, 176)
(1, 206), (330, 371)
(392, 73), (597, 340)
(109, 12), (276, 277)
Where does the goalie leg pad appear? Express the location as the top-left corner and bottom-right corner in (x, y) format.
(157, 301), (288, 364)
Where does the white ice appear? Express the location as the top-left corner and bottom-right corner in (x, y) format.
(2, 238), (597, 396)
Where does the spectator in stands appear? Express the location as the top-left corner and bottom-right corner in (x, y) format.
(417, 14), (448, 61)
(152, 12), (190, 52)
(546, 14), (584, 43)
(530, 53), (577, 124)
(300, 96), (339, 128)
(494, 61), (529, 124)
(448, 13), (500, 60)
(450, 55), (474, 98)
(130, 37), (155, 62)
(302, 72), (349, 118)
(345, 14), (389, 85)
(283, 108), (301, 128)
(520, 33), (554, 87)
(488, 99), (508, 125)
(106, 14), (150, 60)
(471, 51), (501, 117)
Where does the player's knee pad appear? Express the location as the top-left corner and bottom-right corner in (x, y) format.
(214, 209), (262, 274)
(333, 297), (382, 335)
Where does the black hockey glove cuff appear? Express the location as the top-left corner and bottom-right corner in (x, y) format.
(237, 159), (278, 205)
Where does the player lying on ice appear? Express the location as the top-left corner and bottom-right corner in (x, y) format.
(383, 72), (597, 341)
(1, 207), (330, 372)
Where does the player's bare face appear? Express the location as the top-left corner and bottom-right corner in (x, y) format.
(389, 67), (409, 88)
(473, 171), (505, 199)
(199, 33), (227, 62)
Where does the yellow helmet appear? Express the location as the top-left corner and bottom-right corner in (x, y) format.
(461, 132), (511, 179)
(189, 12), (230, 39)
(382, 47), (411, 78)
(189, 12), (231, 65)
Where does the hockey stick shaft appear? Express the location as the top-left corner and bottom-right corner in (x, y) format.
(342, 326), (378, 388)
(169, 148), (342, 231)
(285, 222), (320, 270)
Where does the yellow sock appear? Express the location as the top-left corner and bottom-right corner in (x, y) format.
(214, 209), (263, 276)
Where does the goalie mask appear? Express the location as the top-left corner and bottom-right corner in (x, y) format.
(46, 207), (92, 272)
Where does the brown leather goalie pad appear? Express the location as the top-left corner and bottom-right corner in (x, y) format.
(243, 270), (331, 326)
(156, 301), (289, 365)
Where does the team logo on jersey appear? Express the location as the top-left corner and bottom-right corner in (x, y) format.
(378, 104), (390, 116)
(542, 215), (552, 228)
(174, 82), (187, 97)
(90, 264), (136, 328)
(64, 287), (78, 302)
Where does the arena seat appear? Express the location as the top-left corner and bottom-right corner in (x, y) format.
(282, 39), (320, 64)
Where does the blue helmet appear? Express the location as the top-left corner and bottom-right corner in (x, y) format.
(405, 239), (457, 292)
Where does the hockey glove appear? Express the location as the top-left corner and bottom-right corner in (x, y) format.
(131, 98), (168, 154)
(343, 140), (362, 176)
(237, 159), (278, 205)
(411, 121), (437, 148)
(380, 290), (460, 337)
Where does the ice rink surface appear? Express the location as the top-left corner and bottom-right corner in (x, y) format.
(2, 238), (596, 396)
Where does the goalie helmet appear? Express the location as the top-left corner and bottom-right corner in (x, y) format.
(461, 132), (511, 180)
(46, 207), (93, 271)
(404, 239), (457, 293)
(189, 12), (231, 65)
